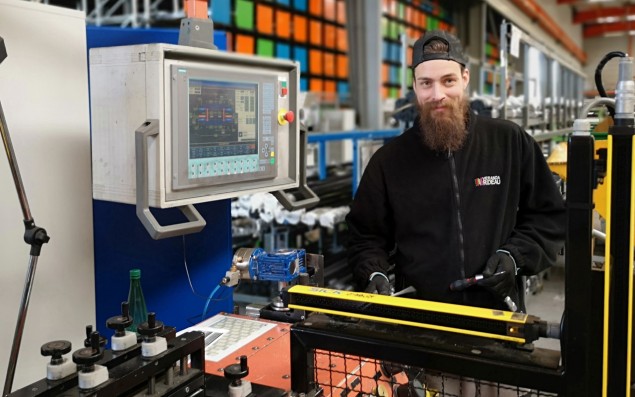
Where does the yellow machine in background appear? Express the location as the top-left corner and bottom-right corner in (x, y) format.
(547, 119), (610, 220)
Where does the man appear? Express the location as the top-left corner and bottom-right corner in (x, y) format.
(346, 29), (565, 313)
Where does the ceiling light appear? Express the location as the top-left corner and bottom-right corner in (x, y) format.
(598, 16), (619, 23)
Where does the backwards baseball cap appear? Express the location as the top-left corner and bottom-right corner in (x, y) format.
(411, 29), (468, 70)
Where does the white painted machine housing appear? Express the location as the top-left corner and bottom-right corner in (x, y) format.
(89, 43), (300, 208)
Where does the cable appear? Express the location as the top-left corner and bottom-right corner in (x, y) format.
(181, 236), (231, 320)
(202, 284), (225, 321)
(181, 235), (209, 300)
(594, 51), (627, 117)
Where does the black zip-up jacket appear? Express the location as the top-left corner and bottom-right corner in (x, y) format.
(346, 112), (566, 310)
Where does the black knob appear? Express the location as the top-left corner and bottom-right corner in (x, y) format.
(137, 312), (164, 338)
(224, 355), (249, 384)
(84, 325), (107, 348)
(41, 341), (72, 365)
(106, 302), (133, 336)
(73, 331), (104, 367)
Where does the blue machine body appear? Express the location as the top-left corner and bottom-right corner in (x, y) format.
(249, 248), (306, 282)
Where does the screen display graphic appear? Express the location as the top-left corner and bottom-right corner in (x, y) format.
(188, 79), (258, 160)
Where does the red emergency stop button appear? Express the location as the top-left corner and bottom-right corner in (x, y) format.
(278, 109), (295, 125)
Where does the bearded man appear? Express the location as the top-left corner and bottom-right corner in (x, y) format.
(346, 30), (565, 313)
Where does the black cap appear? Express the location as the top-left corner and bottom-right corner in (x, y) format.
(412, 30), (468, 70)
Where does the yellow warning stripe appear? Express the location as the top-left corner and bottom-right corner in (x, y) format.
(288, 285), (528, 324)
(288, 304), (526, 344)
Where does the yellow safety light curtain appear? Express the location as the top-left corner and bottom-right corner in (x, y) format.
(602, 134), (612, 397)
(628, 137), (635, 395)
(603, 127), (635, 397)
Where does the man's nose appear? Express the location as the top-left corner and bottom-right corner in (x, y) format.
(431, 83), (445, 102)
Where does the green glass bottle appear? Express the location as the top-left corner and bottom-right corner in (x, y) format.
(126, 269), (148, 333)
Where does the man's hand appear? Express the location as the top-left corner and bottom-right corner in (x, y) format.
(478, 252), (519, 311)
(365, 273), (392, 295)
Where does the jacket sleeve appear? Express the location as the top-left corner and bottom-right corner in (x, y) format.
(345, 152), (395, 289)
(500, 131), (566, 275)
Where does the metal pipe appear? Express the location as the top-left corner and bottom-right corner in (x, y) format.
(3, 256), (39, 396)
(578, 97), (616, 120)
(614, 56), (635, 126)
(1, 45), (39, 395)
(147, 375), (156, 395)
(1, 40), (48, 396)
(0, 101), (32, 222)
(593, 229), (606, 241)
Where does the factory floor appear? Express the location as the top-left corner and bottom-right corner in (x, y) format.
(525, 263), (565, 351)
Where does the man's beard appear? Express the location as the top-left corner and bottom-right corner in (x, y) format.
(418, 98), (469, 153)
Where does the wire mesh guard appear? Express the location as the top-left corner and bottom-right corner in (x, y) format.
(310, 350), (557, 397)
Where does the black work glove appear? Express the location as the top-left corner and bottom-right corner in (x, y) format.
(365, 273), (392, 295)
(478, 252), (519, 311)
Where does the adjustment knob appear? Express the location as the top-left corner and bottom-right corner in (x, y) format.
(41, 341), (72, 365)
(73, 331), (104, 367)
(106, 302), (133, 336)
(84, 325), (107, 348)
(137, 312), (164, 338)
(224, 355), (249, 384)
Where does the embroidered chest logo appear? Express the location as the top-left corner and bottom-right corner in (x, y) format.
(474, 175), (501, 187)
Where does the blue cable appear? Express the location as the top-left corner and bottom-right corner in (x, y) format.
(201, 284), (224, 321)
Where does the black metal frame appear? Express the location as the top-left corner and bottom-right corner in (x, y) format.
(289, 133), (608, 397)
(563, 134), (604, 396)
(605, 125), (635, 396)
(290, 315), (563, 395)
(8, 330), (205, 397)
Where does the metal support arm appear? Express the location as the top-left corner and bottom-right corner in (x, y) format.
(1, 36), (51, 397)
(273, 124), (320, 211)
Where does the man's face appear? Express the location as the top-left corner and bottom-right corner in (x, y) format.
(412, 59), (469, 108)
(412, 59), (470, 152)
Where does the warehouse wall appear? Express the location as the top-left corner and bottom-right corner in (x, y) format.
(485, 0), (583, 74)
(540, 0), (582, 49)
(0, 0), (95, 390)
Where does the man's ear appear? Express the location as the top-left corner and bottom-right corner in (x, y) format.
(462, 68), (470, 90)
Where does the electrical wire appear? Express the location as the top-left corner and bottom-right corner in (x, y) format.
(202, 284), (225, 321)
(181, 235), (230, 320)
(181, 235), (209, 300)
(594, 51), (627, 118)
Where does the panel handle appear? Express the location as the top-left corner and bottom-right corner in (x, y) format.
(135, 119), (206, 239)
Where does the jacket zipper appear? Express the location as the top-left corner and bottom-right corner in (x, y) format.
(449, 152), (466, 279)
